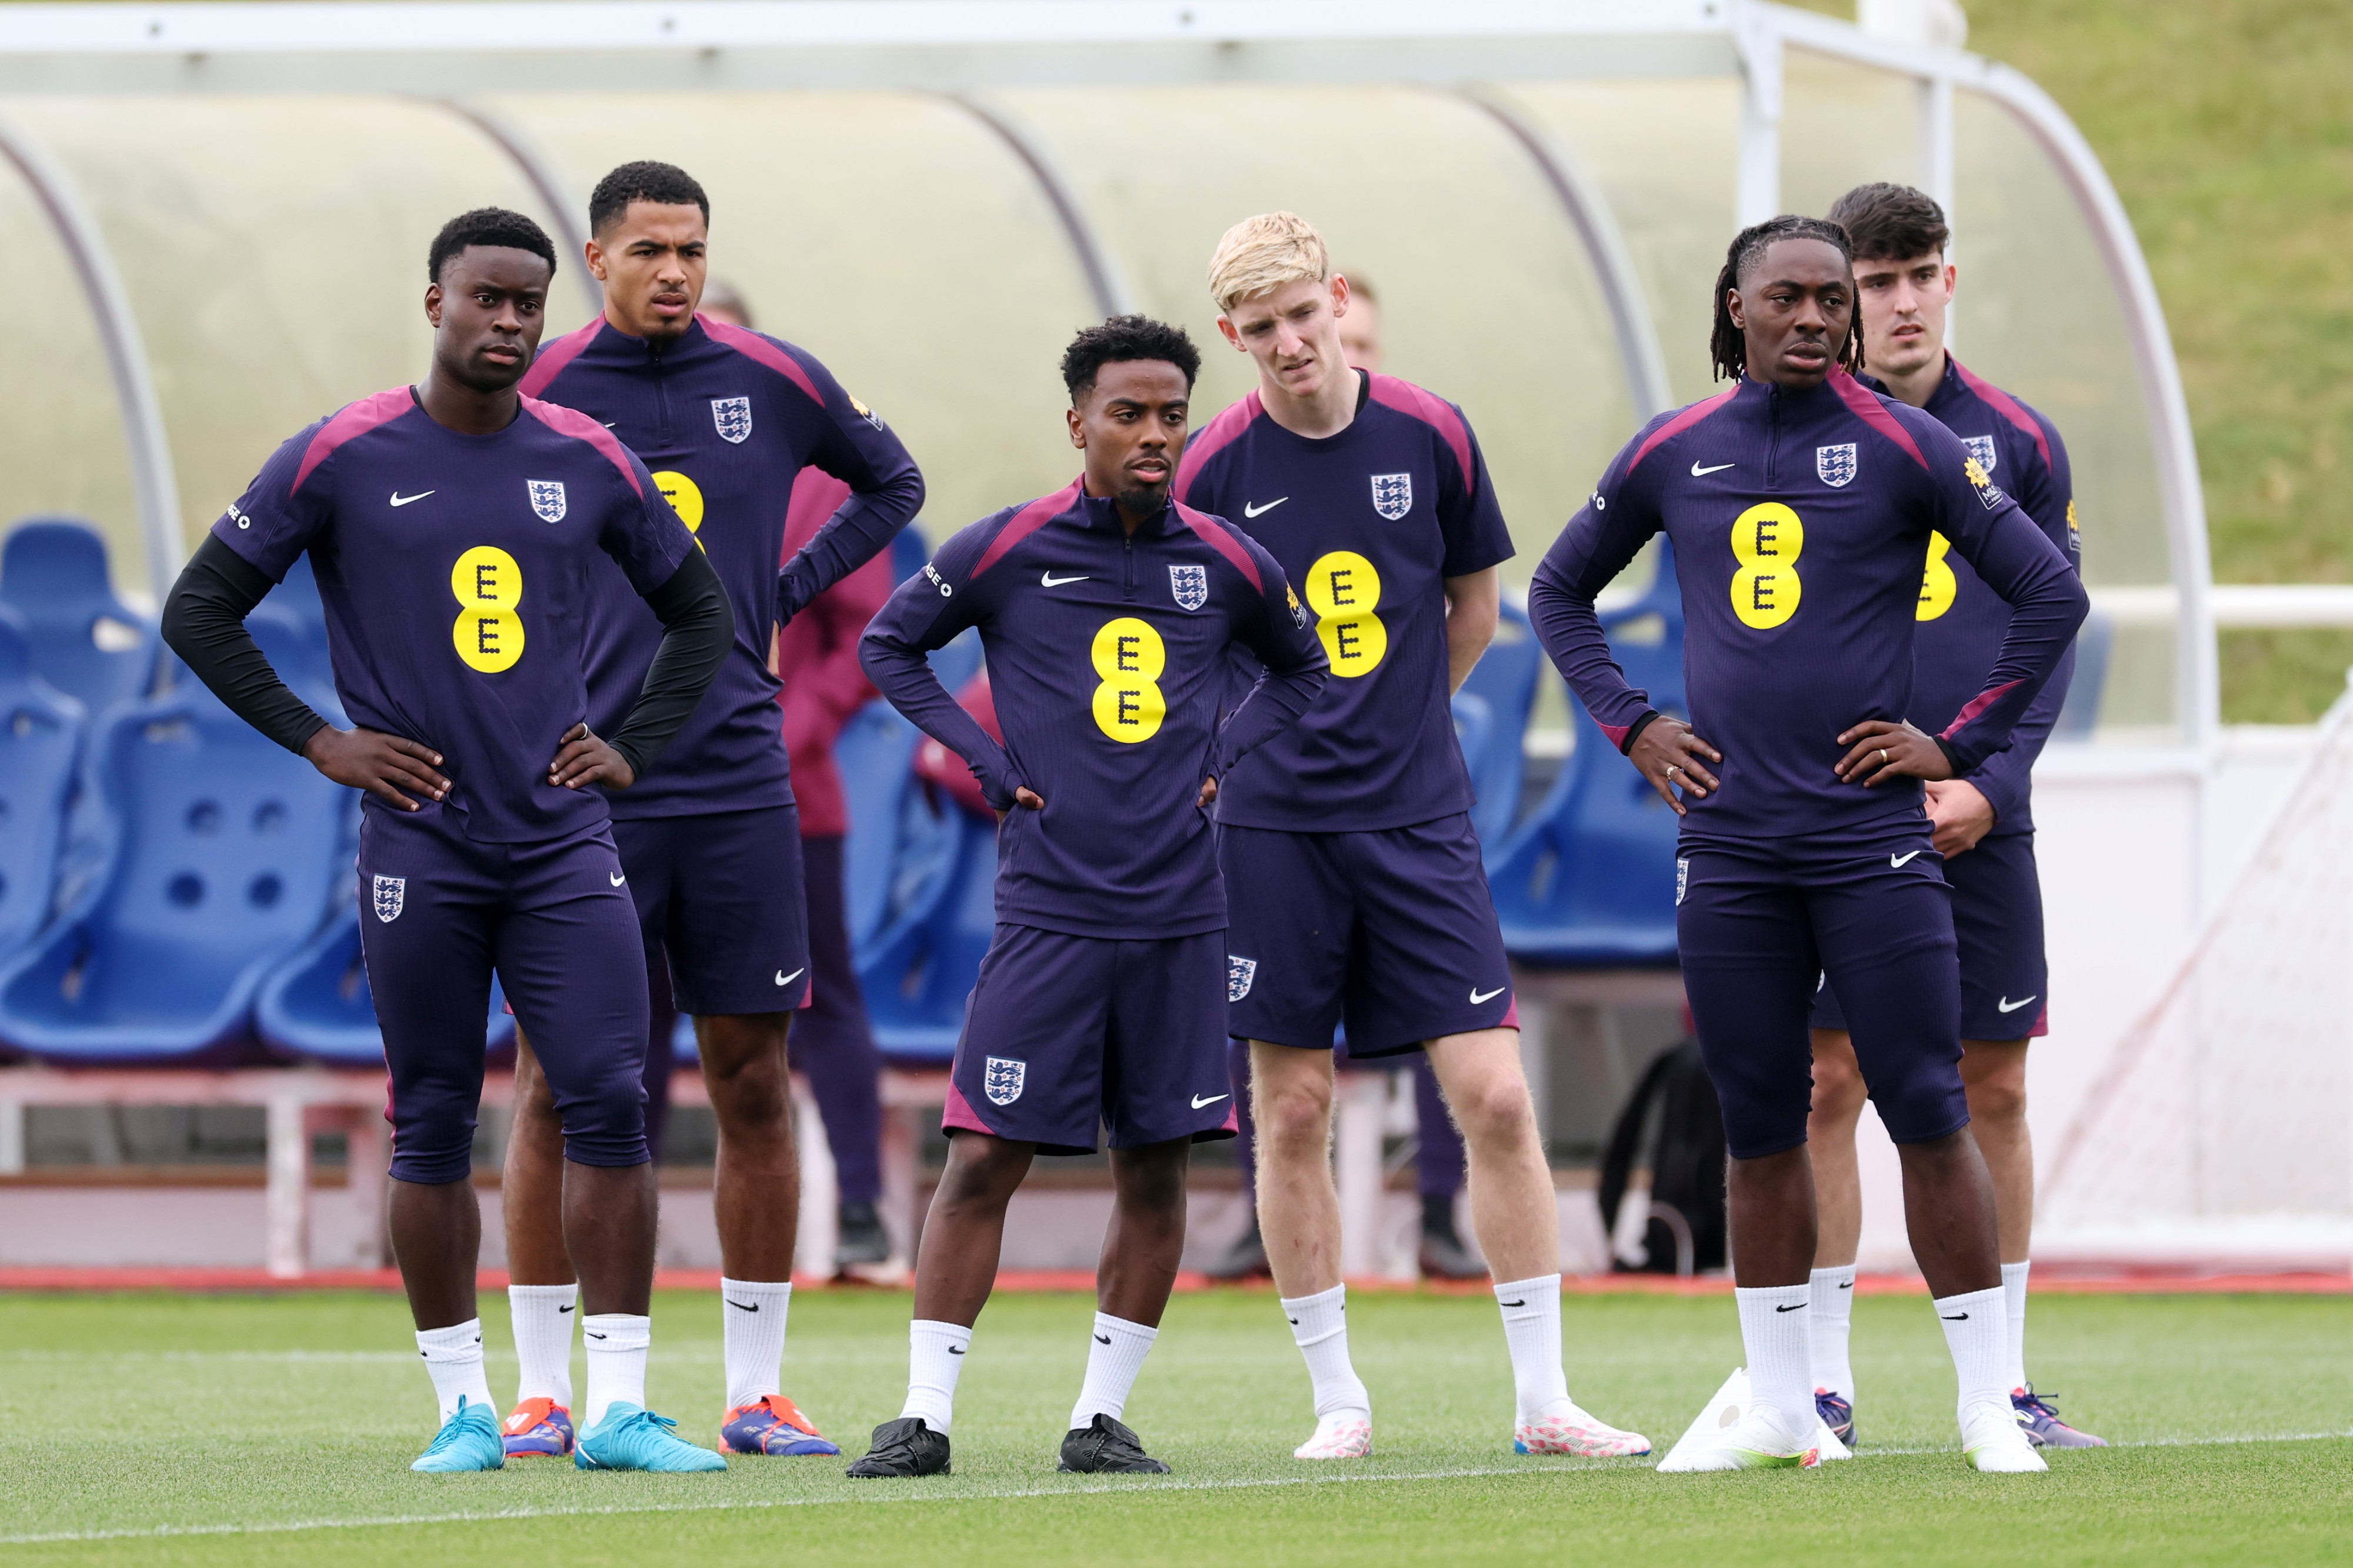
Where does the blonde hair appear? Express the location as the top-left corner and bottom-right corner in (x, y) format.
(1207, 211), (1330, 313)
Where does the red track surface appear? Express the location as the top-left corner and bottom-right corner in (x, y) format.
(0, 1267), (2344, 1295)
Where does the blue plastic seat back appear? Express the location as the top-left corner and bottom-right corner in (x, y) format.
(842, 630), (984, 955)
(861, 810), (997, 1064)
(1488, 544), (1685, 968)
(1452, 599), (1542, 845)
(45, 669), (348, 1036)
(889, 526), (931, 583)
(0, 519), (159, 716)
(0, 611), (84, 962)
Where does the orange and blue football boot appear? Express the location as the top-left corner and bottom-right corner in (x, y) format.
(721, 1393), (841, 1456)
(501, 1397), (575, 1459)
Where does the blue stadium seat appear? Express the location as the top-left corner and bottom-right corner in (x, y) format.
(0, 610), (85, 970)
(0, 617), (352, 1061)
(1452, 598), (1542, 846)
(859, 809), (995, 1065)
(0, 519), (159, 716)
(1488, 544), (1686, 968)
(254, 896), (516, 1066)
(888, 525), (931, 583)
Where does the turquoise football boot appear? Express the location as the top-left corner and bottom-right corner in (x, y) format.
(412, 1396), (506, 1472)
(574, 1403), (728, 1472)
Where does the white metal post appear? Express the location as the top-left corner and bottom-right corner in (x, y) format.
(793, 1079), (837, 1280)
(265, 1093), (308, 1278)
(1734, 12), (1784, 226)
(1334, 1071), (1385, 1277)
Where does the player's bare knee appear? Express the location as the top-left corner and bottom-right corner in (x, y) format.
(1254, 1067), (1334, 1152)
(1112, 1142), (1190, 1219)
(1448, 1071), (1535, 1153)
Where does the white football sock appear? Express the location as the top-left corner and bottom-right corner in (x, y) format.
(1934, 1285), (2011, 1417)
(901, 1319), (972, 1434)
(416, 1319), (494, 1424)
(1493, 1274), (1573, 1424)
(1808, 1263), (1858, 1400)
(581, 1312), (651, 1427)
(507, 1283), (577, 1410)
(1069, 1312), (1159, 1429)
(2001, 1260), (2031, 1394)
(721, 1278), (792, 1412)
(1281, 1284), (1371, 1419)
(1733, 1284), (1814, 1435)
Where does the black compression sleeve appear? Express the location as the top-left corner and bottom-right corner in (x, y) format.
(159, 537), (329, 756)
(608, 547), (735, 779)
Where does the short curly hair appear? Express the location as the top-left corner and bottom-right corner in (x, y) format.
(588, 161), (711, 236)
(428, 207), (556, 284)
(1060, 315), (1202, 403)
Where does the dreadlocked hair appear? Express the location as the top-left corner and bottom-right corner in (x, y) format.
(1708, 215), (1865, 382)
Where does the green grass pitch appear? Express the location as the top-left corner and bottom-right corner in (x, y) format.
(0, 1286), (2345, 1564)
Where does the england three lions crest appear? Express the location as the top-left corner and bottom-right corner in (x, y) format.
(526, 479), (567, 523)
(982, 1056), (1026, 1106)
(1962, 434), (1999, 476)
(711, 396), (753, 445)
(1169, 563), (1208, 612)
(1369, 472), (1414, 521)
(1228, 955), (1258, 1003)
(372, 875), (405, 923)
(1815, 445), (1858, 489)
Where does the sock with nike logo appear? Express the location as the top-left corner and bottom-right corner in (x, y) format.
(416, 1318), (495, 1424)
(508, 1282), (578, 1411)
(1734, 1285), (1815, 1437)
(1933, 1285), (2009, 1419)
(1280, 1285), (1371, 1422)
(581, 1312), (651, 1428)
(721, 1278), (792, 1412)
(1069, 1312), (1158, 1430)
(1808, 1263), (1858, 1402)
(1493, 1274), (1575, 1426)
(901, 1319), (972, 1434)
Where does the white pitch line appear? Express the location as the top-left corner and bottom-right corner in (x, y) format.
(2, 1431), (2347, 1547)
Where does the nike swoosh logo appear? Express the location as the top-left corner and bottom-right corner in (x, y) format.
(947, 1345), (965, 1355)
(1502, 1299), (1525, 1308)
(1286, 1317), (1299, 1326)
(609, 872), (628, 886)
(1998, 995), (2037, 1013)
(389, 490), (435, 506)
(1941, 1312), (1969, 1320)
(1191, 1093), (1229, 1109)
(1690, 462), (1734, 477)
(1243, 497), (1288, 518)
(776, 968), (805, 987)
(586, 1332), (607, 1340)
(1469, 986), (1507, 1005)
(558, 1304), (574, 1313)
(727, 1299), (759, 1312)
(1890, 850), (1924, 868)
(1094, 1333), (1111, 1345)
(1775, 1303), (1806, 1313)
(1041, 571), (1089, 587)
(1837, 1282), (1852, 1291)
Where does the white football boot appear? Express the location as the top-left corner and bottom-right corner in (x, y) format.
(1293, 1410), (1373, 1460)
(1515, 1403), (1652, 1457)
(1657, 1396), (1820, 1473)
(1960, 1399), (2048, 1473)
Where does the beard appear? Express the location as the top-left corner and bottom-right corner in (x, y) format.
(1116, 476), (1171, 516)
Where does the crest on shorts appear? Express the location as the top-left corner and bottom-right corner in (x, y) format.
(1228, 955), (1258, 1003)
(1369, 472), (1414, 521)
(1674, 858), (1688, 908)
(526, 479), (567, 523)
(1962, 434), (1998, 476)
(983, 1056), (1026, 1106)
(1169, 563), (1209, 612)
(1815, 444), (1858, 489)
(711, 396), (754, 445)
(372, 875), (405, 923)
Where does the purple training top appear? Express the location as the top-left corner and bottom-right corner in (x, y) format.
(1528, 368), (2087, 845)
(861, 482), (1327, 940)
(212, 386), (694, 843)
(1892, 354), (2079, 837)
(522, 315), (924, 819)
(1176, 371), (1514, 833)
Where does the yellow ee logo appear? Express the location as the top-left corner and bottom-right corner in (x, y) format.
(1090, 616), (1167, 743)
(652, 471), (705, 545)
(1918, 531), (1957, 622)
(1728, 503), (1803, 630)
(451, 545), (524, 673)
(1305, 550), (1387, 678)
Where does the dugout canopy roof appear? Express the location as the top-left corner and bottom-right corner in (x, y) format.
(0, 0), (2212, 745)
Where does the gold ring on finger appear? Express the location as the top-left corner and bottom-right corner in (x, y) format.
(1879, 748), (1889, 765)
